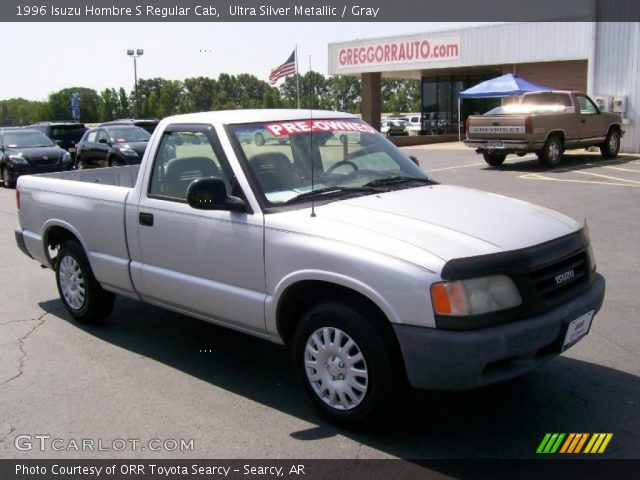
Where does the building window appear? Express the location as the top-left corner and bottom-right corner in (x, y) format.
(422, 74), (501, 135)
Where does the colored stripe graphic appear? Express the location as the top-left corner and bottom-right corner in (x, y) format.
(536, 433), (565, 453)
(537, 433), (613, 454)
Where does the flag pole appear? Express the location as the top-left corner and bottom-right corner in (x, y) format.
(295, 45), (300, 109)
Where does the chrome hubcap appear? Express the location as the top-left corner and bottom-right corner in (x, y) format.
(59, 256), (86, 310)
(548, 142), (560, 161)
(609, 134), (618, 151)
(304, 327), (368, 410)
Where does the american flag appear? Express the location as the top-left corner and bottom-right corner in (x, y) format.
(269, 50), (296, 85)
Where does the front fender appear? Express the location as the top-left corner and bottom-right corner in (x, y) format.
(265, 267), (434, 336)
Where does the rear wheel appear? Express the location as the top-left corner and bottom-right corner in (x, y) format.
(108, 158), (119, 167)
(539, 135), (564, 167)
(55, 241), (114, 323)
(292, 300), (401, 428)
(482, 152), (507, 167)
(600, 128), (620, 159)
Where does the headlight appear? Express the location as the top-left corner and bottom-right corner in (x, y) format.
(61, 152), (72, 163)
(118, 147), (138, 156)
(431, 275), (522, 316)
(9, 154), (28, 165)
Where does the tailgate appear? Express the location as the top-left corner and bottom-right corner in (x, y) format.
(467, 115), (527, 139)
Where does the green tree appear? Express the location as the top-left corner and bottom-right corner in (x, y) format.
(280, 71), (328, 109)
(117, 87), (130, 118)
(184, 76), (217, 112)
(98, 88), (120, 122)
(326, 76), (361, 112)
(48, 87), (100, 122)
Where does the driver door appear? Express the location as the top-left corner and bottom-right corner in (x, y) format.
(131, 124), (266, 333)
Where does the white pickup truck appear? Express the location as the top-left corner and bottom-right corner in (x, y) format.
(15, 110), (605, 426)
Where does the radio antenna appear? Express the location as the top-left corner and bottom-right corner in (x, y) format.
(309, 54), (316, 218)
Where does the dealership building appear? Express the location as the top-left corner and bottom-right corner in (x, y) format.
(328, 22), (639, 152)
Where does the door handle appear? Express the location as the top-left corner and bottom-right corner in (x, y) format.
(581, 119), (586, 123)
(139, 212), (154, 226)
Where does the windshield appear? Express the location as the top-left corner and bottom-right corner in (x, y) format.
(231, 118), (431, 206)
(107, 127), (151, 143)
(3, 131), (54, 148)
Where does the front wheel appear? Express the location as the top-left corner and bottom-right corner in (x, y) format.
(600, 129), (620, 159)
(482, 152), (507, 167)
(292, 301), (401, 428)
(2, 166), (15, 188)
(55, 241), (114, 323)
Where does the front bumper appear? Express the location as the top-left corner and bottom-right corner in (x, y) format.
(393, 273), (605, 391)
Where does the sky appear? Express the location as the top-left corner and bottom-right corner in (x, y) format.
(3, 22), (493, 101)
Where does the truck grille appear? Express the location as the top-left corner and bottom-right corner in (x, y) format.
(530, 252), (589, 301)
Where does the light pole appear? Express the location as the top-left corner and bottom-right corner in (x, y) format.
(127, 49), (144, 118)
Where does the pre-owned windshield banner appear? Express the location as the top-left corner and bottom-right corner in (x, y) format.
(264, 119), (377, 137)
(3, 0), (639, 21)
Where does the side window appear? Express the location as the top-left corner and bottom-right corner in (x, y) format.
(86, 131), (97, 143)
(96, 130), (109, 142)
(148, 129), (230, 201)
(577, 95), (598, 115)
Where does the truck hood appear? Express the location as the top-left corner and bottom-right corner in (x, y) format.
(268, 185), (581, 270)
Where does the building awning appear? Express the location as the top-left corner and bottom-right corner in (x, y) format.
(458, 73), (554, 98)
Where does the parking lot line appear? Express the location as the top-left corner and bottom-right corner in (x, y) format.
(428, 162), (486, 172)
(519, 172), (640, 188)
(601, 165), (640, 174)
(573, 170), (640, 184)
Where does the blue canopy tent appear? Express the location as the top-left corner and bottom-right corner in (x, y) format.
(457, 73), (554, 140)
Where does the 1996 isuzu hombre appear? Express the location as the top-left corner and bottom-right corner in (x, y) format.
(15, 110), (605, 426)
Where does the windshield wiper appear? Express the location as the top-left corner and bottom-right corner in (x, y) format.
(364, 176), (438, 188)
(284, 186), (381, 204)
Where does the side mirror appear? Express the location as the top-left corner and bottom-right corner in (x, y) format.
(98, 138), (108, 144)
(55, 140), (64, 147)
(409, 155), (419, 166)
(186, 177), (246, 212)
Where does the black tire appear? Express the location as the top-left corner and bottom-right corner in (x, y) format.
(482, 152), (507, 167)
(255, 132), (265, 146)
(2, 166), (15, 188)
(600, 128), (620, 159)
(292, 300), (402, 428)
(55, 241), (115, 324)
(539, 135), (564, 167)
(108, 157), (119, 167)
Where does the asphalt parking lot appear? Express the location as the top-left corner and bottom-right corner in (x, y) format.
(0, 142), (638, 462)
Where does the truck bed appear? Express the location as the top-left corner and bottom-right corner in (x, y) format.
(30, 164), (140, 188)
(17, 166), (140, 299)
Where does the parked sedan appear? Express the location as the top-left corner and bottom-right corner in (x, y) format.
(0, 129), (73, 188)
(76, 126), (151, 169)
